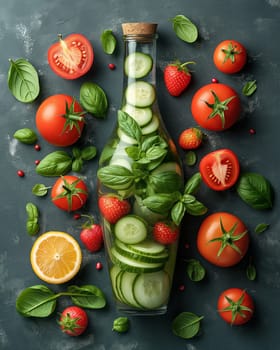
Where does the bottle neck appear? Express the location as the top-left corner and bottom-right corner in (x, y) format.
(122, 34), (158, 89)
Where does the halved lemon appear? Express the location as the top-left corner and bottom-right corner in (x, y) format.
(30, 231), (82, 284)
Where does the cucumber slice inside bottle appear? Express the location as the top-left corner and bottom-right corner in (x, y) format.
(122, 104), (153, 126)
(125, 81), (156, 107)
(114, 215), (148, 244)
(141, 114), (159, 135)
(124, 52), (153, 79)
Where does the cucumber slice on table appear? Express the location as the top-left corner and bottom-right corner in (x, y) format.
(125, 81), (155, 107)
(124, 52), (153, 79)
(122, 104), (153, 126)
(114, 215), (147, 244)
(133, 271), (170, 309)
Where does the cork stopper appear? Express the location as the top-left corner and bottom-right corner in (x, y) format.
(122, 23), (158, 36)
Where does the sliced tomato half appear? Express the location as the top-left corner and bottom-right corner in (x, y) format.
(47, 33), (94, 80)
(199, 148), (240, 191)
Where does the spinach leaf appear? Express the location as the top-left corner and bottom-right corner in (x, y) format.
(7, 58), (40, 103)
(186, 259), (206, 282)
(80, 82), (108, 117)
(67, 285), (106, 309)
(172, 312), (204, 339)
(32, 184), (51, 197)
(237, 172), (273, 210)
(170, 15), (198, 43)
(100, 29), (117, 54)
(255, 223), (270, 234)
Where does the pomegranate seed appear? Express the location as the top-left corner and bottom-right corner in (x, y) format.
(249, 128), (256, 135)
(17, 170), (25, 177)
(96, 262), (103, 270)
(211, 77), (219, 83)
(108, 63), (116, 70)
(34, 144), (41, 151)
(178, 284), (185, 291)
(73, 213), (81, 220)
(35, 160), (40, 166)
(184, 243), (190, 249)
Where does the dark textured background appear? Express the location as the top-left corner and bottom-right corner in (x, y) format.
(1, 0), (279, 349)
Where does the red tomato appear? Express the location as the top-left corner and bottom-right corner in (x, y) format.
(48, 33), (94, 80)
(196, 212), (249, 267)
(199, 148), (240, 191)
(213, 40), (247, 74)
(51, 175), (88, 212)
(59, 306), (88, 336)
(217, 288), (254, 325)
(191, 83), (241, 131)
(36, 94), (85, 147)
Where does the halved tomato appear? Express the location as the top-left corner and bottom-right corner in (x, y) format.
(199, 148), (240, 191)
(47, 33), (94, 80)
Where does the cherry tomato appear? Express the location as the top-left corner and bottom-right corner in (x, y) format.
(51, 175), (88, 212)
(197, 212), (249, 267)
(36, 94), (85, 147)
(217, 288), (254, 325)
(59, 306), (88, 336)
(213, 40), (247, 74)
(191, 83), (241, 131)
(48, 33), (94, 80)
(199, 148), (240, 191)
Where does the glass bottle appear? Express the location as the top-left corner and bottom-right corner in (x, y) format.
(97, 23), (184, 315)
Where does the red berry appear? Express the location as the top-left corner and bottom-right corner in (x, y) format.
(211, 77), (219, 83)
(98, 195), (131, 224)
(178, 127), (203, 150)
(164, 61), (194, 96)
(249, 128), (256, 135)
(179, 284), (185, 291)
(96, 262), (103, 270)
(59, 306), (88, 336)
(34, 144), (41, 151)
(17, 170), (25, 177)
(153, 222), (179, 245)
(35, 160), (40, 166)
(108, 63), (116, 70)
(80, 223), (103, 252)
(73, 213), (81, 220)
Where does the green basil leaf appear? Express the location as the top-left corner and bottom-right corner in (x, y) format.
(184, 172), (202, 194)
(36, 151), (72, 176)
(26, 220), (40, 236)
(100, 29), (117, 54)
(26, 202), (39, 219)
(32, 184), (50, 197)
(185, 151), (197, 166)
(72, 147), (81, 158)
(26, 202), (39, 236)
(16, 285), (57, 317)
(68, 285), (106, 309)
(81, 146), (97, 160)
(172, 312), (204, 339)
(246, 262), (257, 281)
(97, 165), (135, 190)
(80, 82), (108, 117)
(185, 198), (207, 216)
(255, 223), (270, 234)
(143, 192), (181, 213)
(242, 80), (257, 96)
(237, 172), (273, 210)
(72, 158), (83, 172)
(145, 146), (167, 161)
(141, 135), (167, 152)
(171, 201), (186, 226)
(149, 171), (184, 193)
(118, 110), (142, 143)
(7, 58), (40, 103)
(186, 259), (206, 282)
(170, 15), (198, 43)
(126, 146), (140, 160)
(112, 317), (130, 333)
(13, 128), (37, 144)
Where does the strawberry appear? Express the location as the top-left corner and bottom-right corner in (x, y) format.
(164, 61), (195, 96)
(178, 127), (203, 150)
(80, 215), (103, 253)
(153, 222), (179, 245)
(98, 195), (131, 224)
(59, 306), (88, 336)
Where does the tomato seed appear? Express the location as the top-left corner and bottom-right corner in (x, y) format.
(34, 144), (41, 151)
(17, 170), (25, 177)
(211, 77), (219, 83)
(108, 63), (116, 70)
(96, 262), (103, 270)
